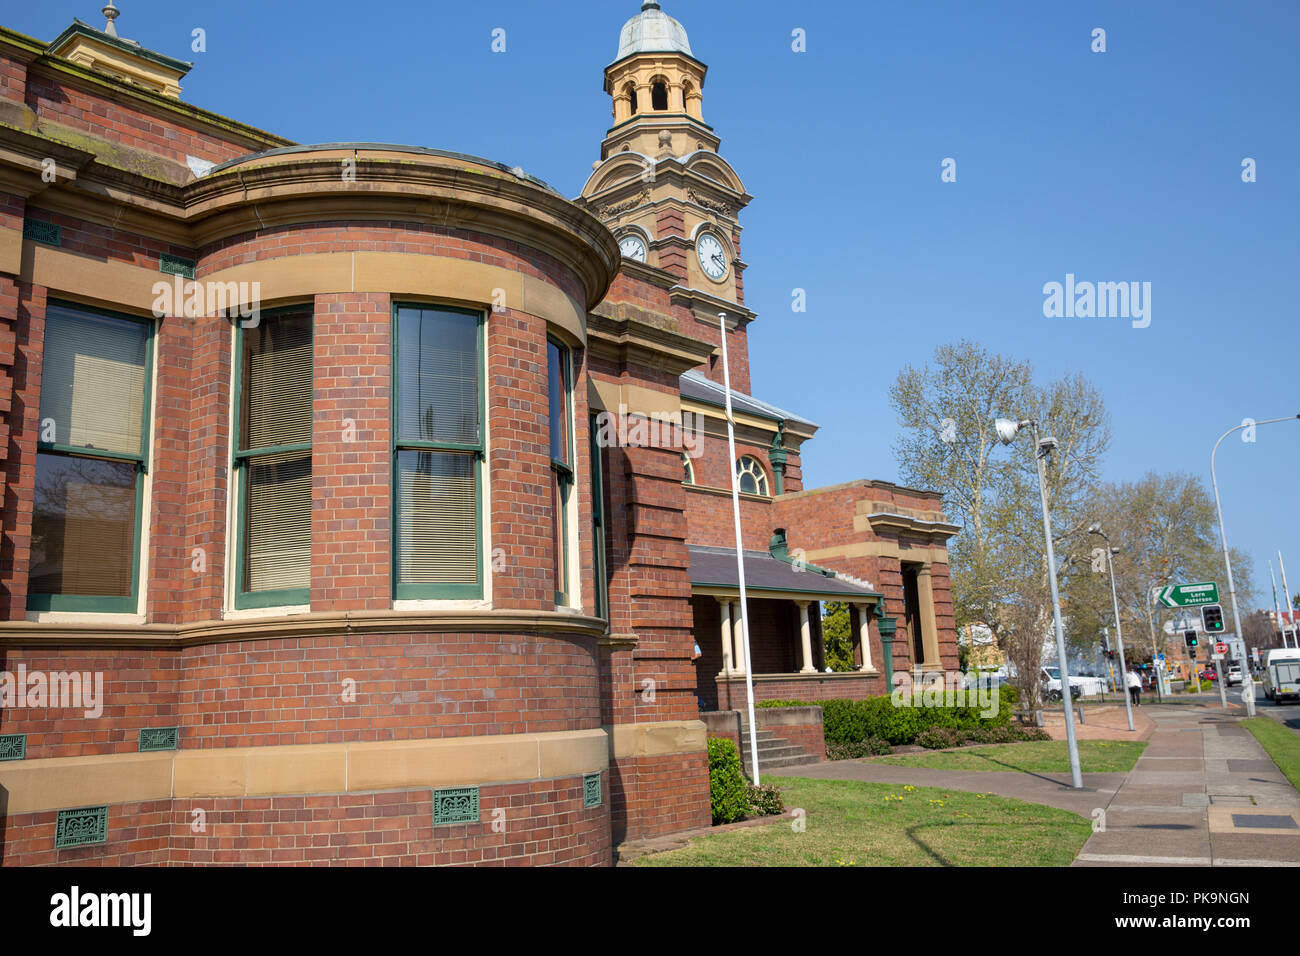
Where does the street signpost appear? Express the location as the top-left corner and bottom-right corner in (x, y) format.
(1158, 582), (1220, 608)
(1214, 642), (1228, 656)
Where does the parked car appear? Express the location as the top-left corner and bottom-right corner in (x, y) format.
(1041, 666), (1107, 698)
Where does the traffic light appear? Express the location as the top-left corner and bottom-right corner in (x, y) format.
(1201, 604), (1225, 633)
(1184, 630), (1199, 649)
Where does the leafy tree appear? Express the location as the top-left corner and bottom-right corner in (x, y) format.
(890, 341), (1111, 705)
(821, 601), (855, 671)
(1061, 472), (1254, 664)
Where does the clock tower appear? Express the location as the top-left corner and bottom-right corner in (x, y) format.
(578, 1), (756, 378)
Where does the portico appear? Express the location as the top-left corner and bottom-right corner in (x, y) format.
(688, 543), (887, 710)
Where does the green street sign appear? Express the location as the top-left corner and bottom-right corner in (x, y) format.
(1157, 582), (1220, 608)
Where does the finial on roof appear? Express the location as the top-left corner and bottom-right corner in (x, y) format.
(102, 0), (120, 38)
(642, 1), (661, 9)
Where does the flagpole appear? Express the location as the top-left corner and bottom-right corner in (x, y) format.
(1271, 561), (1287, 649)
(718, 311), (761, 784)
(1281, 552), (1297, 648)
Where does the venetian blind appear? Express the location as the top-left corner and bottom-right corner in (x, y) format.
(244, 451), (311, 592)
(396, 450), (477, 585)
(396, 308), (478, 444)
(244, 314), (312, 450)
(39, 306), (148, 455)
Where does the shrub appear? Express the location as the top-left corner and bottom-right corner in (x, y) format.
(917, 727), (967, 749)
(707, 737), (750, 824)
(741, 686), (1019, 748)
(825, 736), (892, 760)
(747, 783), (784, 816)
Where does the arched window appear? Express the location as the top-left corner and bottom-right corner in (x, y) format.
(736, 456), (769, 496)
(651, 81), (669, 111)
(682, 453), (695, 485)
(625, 83), (638, 114)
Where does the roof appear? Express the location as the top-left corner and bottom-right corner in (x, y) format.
(688, 545), (880, 599)
(680, 369), (818, 429)
(48, 19), (193, 75)
(205, 143), (562, 195)
(615, 2), (693, 61)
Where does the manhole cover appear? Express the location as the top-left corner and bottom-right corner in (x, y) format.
(1227, 759), (1277, 773)
(1231, 814), (1298, 829)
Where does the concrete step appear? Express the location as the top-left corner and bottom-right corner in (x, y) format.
(757, 753), (821, 769)
(741, 743), (806, 761)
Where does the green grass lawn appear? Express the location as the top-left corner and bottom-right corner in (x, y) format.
(1243, 718), (1300, 792)
(633, 776), (1091, 867)
(868, 740), (1146, 774)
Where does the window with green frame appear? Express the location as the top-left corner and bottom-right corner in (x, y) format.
(29, 302), (153, 613)
(547, 339), (574, 606)
(393, 304), (484, 599)
(588, 413), (609, 621)
(234, 307), (313, 608)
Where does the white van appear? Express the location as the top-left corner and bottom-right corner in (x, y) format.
(1263, 648), (1300, 703)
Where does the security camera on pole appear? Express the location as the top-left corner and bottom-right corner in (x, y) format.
(995, 418), (1083, 790)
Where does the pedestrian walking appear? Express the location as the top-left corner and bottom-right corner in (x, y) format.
(1126, 668), (1142, 706)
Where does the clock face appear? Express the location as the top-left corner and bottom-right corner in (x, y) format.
(696, 232), (728, 281)
(619, 234), (647, 262)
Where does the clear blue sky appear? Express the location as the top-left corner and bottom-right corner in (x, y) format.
(13, 1), (1300, 611)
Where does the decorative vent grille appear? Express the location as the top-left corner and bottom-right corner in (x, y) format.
(138, 726), (179, 751)
(584, 772), (602, 808)
(55, 806), (108, 848)
(23, 219), (60, 246)
(0, 733), (26, 761)
(159, 253), (196, 279)
(433, 786), (480, 825)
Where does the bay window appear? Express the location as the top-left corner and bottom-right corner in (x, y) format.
(29, 302), (152, 612)
(393, 304), (484, 599)
(548, 339), (573, 606)
(234, 307), (313, 607)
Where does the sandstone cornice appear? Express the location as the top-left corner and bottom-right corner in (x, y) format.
(0, 608), (610, 649)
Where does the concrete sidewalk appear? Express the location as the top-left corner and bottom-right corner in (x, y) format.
(790, 702), (1300, 866)
(1074, 703), (1300, 866)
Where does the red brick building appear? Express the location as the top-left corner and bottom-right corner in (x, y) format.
(0, 3), (959, 866)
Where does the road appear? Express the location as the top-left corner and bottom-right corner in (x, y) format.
(1228, 680), (1300, 735)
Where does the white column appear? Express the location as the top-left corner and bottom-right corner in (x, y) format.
(798, 601), (816, 673)
(858, 603), (874, 672)
(718, 598), (734, 674)
(731, 600), (747, 675)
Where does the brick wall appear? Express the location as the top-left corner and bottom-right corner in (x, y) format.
(311, 292), (392, 611)
(0, 630), (599, 757)
(1, 776), (611, 866)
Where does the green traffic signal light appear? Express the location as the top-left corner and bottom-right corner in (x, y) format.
(1201, 604), (1225, 633)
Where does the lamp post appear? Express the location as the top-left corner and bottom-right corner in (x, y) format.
(1089, 524), (1134, 731)
(995, 417), (1083, 789)
(1210, 414), (1300, 648)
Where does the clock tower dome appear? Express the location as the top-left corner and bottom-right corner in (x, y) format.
(578, 1), (755, 351)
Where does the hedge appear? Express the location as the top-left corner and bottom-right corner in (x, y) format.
(759, 685), (1018, 747)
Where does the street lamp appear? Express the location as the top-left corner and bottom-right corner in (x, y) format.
(1210, 414), (1300, 648)
(995, 418), (1084, 789)
(1088, 523), (1134, 732)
